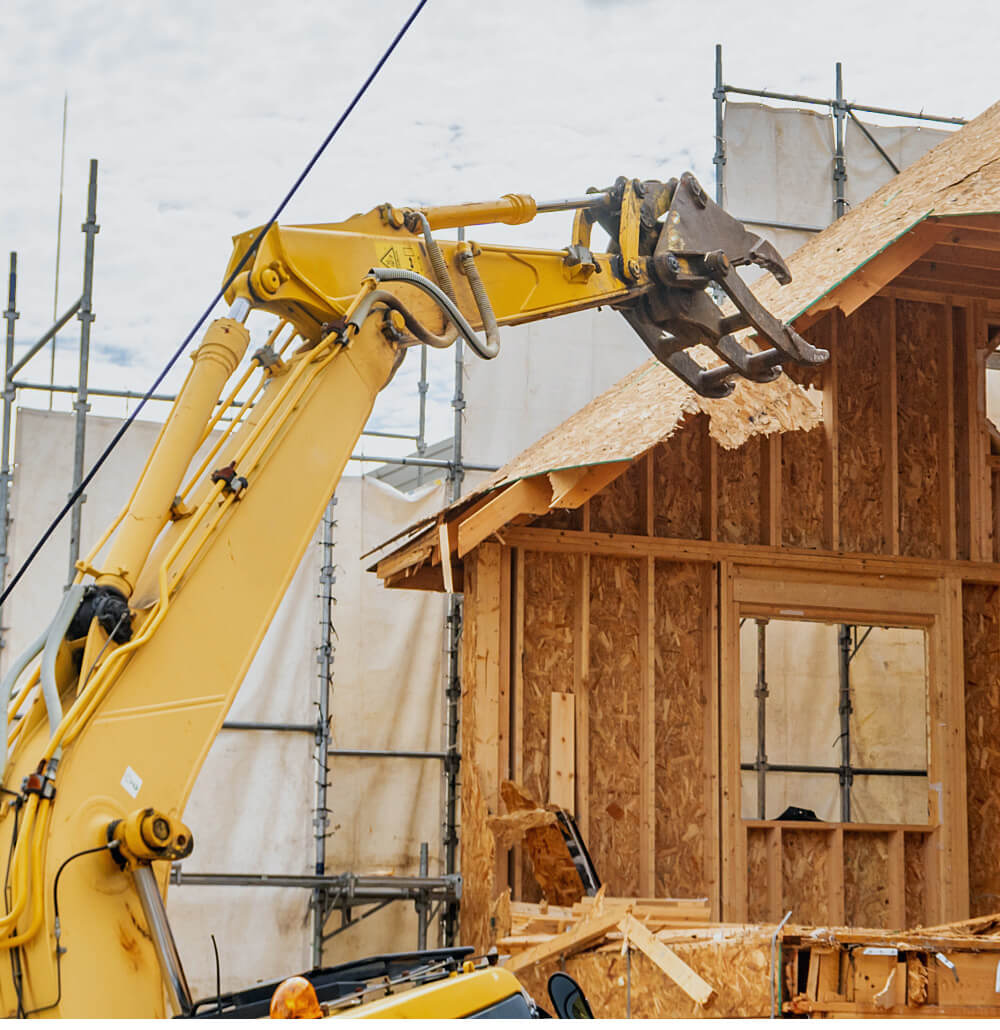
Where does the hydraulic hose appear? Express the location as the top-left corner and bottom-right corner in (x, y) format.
(368, 268), (500, 359)
(409, 212), (458, 302)
(456, 248), (502, 359)
(2, 627), (48, 706)
(40, 584), (86, 739)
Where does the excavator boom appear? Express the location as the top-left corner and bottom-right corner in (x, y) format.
(0, 174), (821, 1017)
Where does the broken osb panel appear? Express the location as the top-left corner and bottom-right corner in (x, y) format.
(962, 583), (1000, 917)
(500, 781), (584, 907)
(654, 561), (712, 900)
(588, 557), (641, 896)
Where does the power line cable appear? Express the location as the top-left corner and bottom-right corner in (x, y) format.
(0, 0), (428, 608)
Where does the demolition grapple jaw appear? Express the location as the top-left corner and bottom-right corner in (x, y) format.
(622, 172), (828, 398)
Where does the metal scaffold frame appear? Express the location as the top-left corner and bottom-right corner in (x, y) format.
(712, 43), (966, 232)
(1, 163), (492, 972)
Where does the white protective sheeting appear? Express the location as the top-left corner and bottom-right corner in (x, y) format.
(722, 102), (953, 279)
(461, 308), (647, 469)
(5, 408), (448, 997)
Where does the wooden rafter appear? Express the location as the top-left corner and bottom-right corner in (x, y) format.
(456, 477), (551, 558)
(548, 461), (630, 509)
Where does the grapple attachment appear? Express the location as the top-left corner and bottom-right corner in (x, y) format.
(618, 172), (827, 397)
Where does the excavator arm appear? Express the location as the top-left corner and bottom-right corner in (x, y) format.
(0, 174), (822, 1017)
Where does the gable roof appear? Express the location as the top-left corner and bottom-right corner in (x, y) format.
(370, 99), (1000, 585)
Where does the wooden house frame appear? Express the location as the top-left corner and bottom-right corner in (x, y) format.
(371, 101), (1000, 945)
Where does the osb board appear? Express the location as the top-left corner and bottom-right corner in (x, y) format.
(837, 296), (889, 553)
(780, 428), (825, 549)
(896, 299), (945, 558)
(530, 506), (582, 531)
(844, 832), (891, 929)
(589, 556), (641, 895)
(952, 306), (972, 561)
(500, 781), (583, 907)
(962, 583), (1000, 916)
(589, 459), (643, 534)
(781, 831), (831, 925)
(653, 414), (708, 539)
(747, 829), (769, 924)
(717, 437), (761, 545)
(460, 763), (495, 954)
(904, 832), (928, 929)
(653, 560), (710, 898)
(513, 934), (773, 1018)
(521, 552), (577, 806)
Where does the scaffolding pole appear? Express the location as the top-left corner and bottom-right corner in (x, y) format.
(0, 253), (18, 651)
(67, 159), (98, 586)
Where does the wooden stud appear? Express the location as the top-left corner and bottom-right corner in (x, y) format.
(718, 559), (747, 920)
(471, 543), (503, 809)
(882, 299), (900, 555)
(706, 438), (719, 542)
(822, 314), (840, 551)
(439, 521), (455, 593)
(641, 450), (654, 536)
(704, 564), (721, 921)
(971, 302), (993, 561)
(512, 547), (526, 900)
(761, 435), (782, 546)
(497, 546), (513, 888)
(829, 826), (845, 926)
(573, 551), (590, 841)
(766, 825), (783, 922)
(941, 303), (957, 560)
(639, 554), (656, 896)
(457, 477), (551, 557)
(548, 692), (575, 811)
(887, 829), (906, 929)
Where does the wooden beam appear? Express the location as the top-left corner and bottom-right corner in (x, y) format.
(893, 274), (1000, 302)
(925, 242), (1000, 272)
(497, 526), (1000, 585)
(618, 914), (716, 1007)
(639, 555), (656, 895)
(807, 222), (948, 318)
(573, 552), (590, 841)
(882, 299), (899, 555)
(828, 826), (845, 926)
(504, 908), (625, 973)
(512, 548), (526, 900)
(457, 477), (552, 557)
(548, 461), (631, 509)
(822, 314), (840, 551)
(497, 545), (513, 890)
(704, 566), (721, 921)
(942, 303), (957, 560)
(470, 543), (503, 809)
(766, 825), (783, 922)
(439, 521), (455, 593)
(548, 692), (575, 811)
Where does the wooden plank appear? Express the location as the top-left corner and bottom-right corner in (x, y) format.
(504, 908), (625, 973)
(439, 521), (455, 593)
(639, 555), (656, 896)
(497, 546), (513, 887)
(705, 437), (719, 541)
(457, 477), (552, 557)
(882, 299), (899, 554)
(471, 543), (503, 809)
(719, 559), (747, 921)
(704, 564), (721, 921)
(573, 552), (590, 841)
(941, 303), (957, 561)
(641, 450), (654, 535)
(829, 826), (845, 926)
(822, 314), (840, 550)
(766, 826), (783, 922)
(618, 913), (717, 1007)
(512, 548), (526, 900)
(887, 829), (906, 929)
(971, 302), (993, 561)
(761, 435), (782, 546)
(498, 526), (1000, 585)
(943, 577), (970, 919)
(548, 692), (575, 811)
(548, 461), (630, 509)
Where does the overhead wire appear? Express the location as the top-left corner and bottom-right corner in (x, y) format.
(0, 0), (429, 609)
(0, 0), (430, 962)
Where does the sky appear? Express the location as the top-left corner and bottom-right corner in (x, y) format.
(1, 0), (997, 457)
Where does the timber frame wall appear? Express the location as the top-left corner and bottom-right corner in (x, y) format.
(460, 287), (1000, 931)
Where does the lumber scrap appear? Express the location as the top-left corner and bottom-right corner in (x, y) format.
(573, 895), (712, 924)
(618, 914), (716, 1007)
(487, 808), (557, 853)
(500, 780), (584, 906)
(505, 907), (628, 973)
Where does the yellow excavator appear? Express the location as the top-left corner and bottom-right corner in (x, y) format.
(0, 172), (824, 1017)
